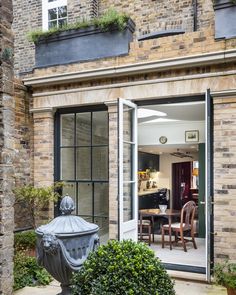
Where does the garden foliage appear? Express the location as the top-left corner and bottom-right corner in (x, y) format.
(71, 240), (175, 295)
(13, 251), (52, 290)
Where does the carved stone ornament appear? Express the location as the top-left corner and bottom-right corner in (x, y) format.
(36, 194), (99, 295)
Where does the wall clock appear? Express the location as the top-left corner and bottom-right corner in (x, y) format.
(159, 136), (167, 144)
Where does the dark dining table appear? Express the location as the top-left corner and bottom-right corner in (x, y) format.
(139, 209), (181, 250)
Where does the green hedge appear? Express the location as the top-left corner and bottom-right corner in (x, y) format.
(13, 251), (52, 290)
(14, 230), (37, 251)
(71, 240), (175, 295)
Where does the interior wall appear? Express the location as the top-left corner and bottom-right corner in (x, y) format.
(153, 152), (199, 208)
(138, 121), (205, 146)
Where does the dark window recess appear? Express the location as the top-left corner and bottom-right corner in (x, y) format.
(138, 152), (159, 171)
(138, 29), (185, 41)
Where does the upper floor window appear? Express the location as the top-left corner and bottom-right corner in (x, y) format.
(42, 0), (67, 31)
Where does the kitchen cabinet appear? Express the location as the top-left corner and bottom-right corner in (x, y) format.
(138, 152), (159, 171)
(138, 189), (169, 210)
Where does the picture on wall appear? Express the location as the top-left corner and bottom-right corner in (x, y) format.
(185, 130), (199, 142)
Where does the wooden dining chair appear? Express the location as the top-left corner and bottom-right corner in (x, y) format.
(161, 201), (197, 252)
(138, 219), (152, 246)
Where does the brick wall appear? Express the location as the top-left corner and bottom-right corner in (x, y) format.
(107, 103), (119, 239)
(33, 111), (54, 224)
(214, 97), (236, 262)
(99, 0), (214, 36)
(12, 0), (42, 75)
(12, 0), (98, 75)
(14, 80), (33, 229)
(13, 0), (214, 75)
(0, 0), (15, 293)
(28, 27), (236, 84)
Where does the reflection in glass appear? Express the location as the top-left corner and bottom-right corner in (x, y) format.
(123, 142), (132, 181)
(61, 114), (74, 146)
(48, 8), (57, 20)
(78, 183), (92, 216)
(76, 113), (91, 146)
(94, 183), (109, 239)
(92, 111), (108, 145)
(61, 148), (74, 180)
(123, 105), (133, 142)
(123, 182), (132, 222)
(76, 147), (91, 180)
(49, 20), (57, 29)
(92, 147), (108, 180)
(58, 6), (67, 18)
(58, 19), (67, 27)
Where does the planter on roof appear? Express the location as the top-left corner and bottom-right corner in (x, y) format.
(213, 0), (236, 39)
(35, 19), (135, 68)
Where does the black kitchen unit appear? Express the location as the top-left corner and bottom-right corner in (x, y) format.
(138, 152), (159, 171)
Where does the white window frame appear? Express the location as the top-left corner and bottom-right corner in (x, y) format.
(42, 0), (67, 31)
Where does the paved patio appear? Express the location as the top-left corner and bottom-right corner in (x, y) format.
(14, 279), (227, 295)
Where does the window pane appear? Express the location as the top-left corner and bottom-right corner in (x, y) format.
(123, 142), (132, 181)
(49, 20), (57, 29)
(92, 111), (108, 145)
(61, 148), (74, 180)
(92, 146), (108, 180)
(123, 105), (133, 142)
(76, 147), (91, 180)
(62, 182), (76, 213)
(48, 8), (57, 20)
(123, 182), (133, 222)
(61, 114), (74, 146)
(58, 6), (67, 18)
(94, 183), (109, 237)
(58, 18), (67, 28)
(78, 182), (92, 216)
(76, 113), (91, 146)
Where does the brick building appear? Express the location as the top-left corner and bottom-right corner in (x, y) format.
(8, 0), (236, 288)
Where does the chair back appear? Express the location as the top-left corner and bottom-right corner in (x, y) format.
(180, 200), (196, 229)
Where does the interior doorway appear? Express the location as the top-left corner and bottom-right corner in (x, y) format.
(137, 98), (207, 273)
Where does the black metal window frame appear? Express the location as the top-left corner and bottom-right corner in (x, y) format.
(54, 104), (109, 222)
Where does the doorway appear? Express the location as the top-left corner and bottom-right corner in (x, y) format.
(137, 98), (208, 273)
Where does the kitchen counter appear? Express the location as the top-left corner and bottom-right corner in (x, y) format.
(138, 189), (159, 196)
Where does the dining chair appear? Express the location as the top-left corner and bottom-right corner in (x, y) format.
(138, 219), (152, 246)
(161, 200), (197, 252)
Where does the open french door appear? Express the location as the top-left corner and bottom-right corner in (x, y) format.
(118, 98), (138, 241)
(205, 89), (213, 282)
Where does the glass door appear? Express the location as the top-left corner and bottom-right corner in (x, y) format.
(118, 98), (138, 241)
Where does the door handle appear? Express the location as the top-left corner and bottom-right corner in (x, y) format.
(200, 201), (205, 205)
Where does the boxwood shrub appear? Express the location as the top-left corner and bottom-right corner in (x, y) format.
(71, 240), (175, 295)
(14, 230), (37, 251)
(13, 251), (52, 290)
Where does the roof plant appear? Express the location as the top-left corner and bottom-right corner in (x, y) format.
(28, 9), (130, 44)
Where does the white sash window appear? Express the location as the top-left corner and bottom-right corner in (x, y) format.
(42, 0), (67, 31)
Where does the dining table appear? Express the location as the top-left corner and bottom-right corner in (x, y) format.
(139, 208), (181, 250)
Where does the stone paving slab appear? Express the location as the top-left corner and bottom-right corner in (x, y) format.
(14, 280), (227, 295)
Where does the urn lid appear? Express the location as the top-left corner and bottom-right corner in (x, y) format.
(36, 194), (99, 237)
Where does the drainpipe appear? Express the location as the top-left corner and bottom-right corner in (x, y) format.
(193, 0), (198, 31)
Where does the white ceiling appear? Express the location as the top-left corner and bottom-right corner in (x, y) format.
(138, 101), (205, 154)
(138, 101), (205, 124)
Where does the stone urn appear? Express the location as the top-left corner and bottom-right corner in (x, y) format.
(35, 195), (99, 295)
